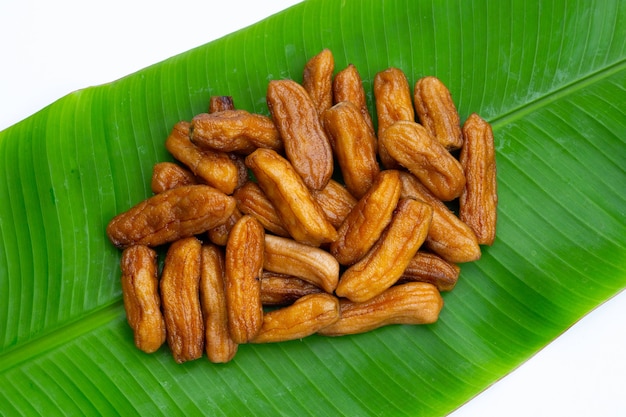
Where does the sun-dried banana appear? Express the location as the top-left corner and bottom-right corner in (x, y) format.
(245, 148), (337, 246)
(165, 121), (243, 194)
(251, 293), (340, 343)
(330, 170), (401, 265)
(322, 101), (380, 199)
(303, 48), (335, 116)
(460, 113), (498, 245)
(200, 244), (238, 363)
(398, 171), (481, 263)
(335, 198), (433, 302)
(263, 234), (340, 294)
(224, 216), (265, 344)
(106, 184), (236, 249)
(319, 283), (444, 336)
(413, 76), (463, 150)
(266, 79), (334, 190)
(379, 121), (466, 201)
(120, 245), (166, 354)
(160, 237), (205, 363)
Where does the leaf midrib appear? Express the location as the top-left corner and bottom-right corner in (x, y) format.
(1, 55), (624, 378)
(0, 300), (123, 373)
(489, 57), (626, 129)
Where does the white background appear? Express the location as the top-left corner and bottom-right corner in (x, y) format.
(1, 1), (625, 415)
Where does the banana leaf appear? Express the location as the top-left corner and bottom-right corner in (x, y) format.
(1, 0), (624, 415)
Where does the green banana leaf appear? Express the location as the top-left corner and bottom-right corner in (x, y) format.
(1, 0), (625, 415)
